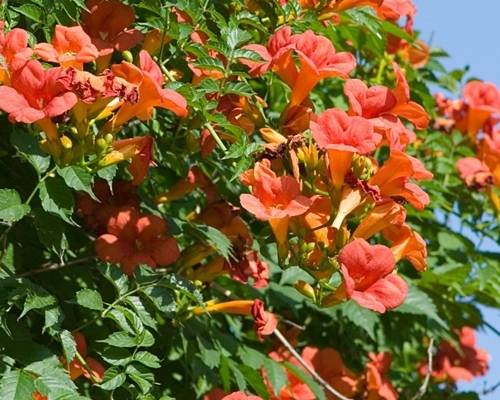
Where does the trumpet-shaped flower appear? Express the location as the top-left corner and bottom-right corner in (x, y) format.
(82, 0), (143, 56)
(352, 200), (406, 240)
(456, 157), (493, 189)
(0, 27), (33, 82)
(456, 81), (500, 138)
(369, 150), (433, 210)
(288, 30), (356, 106)
(312, 108), (380, 153)
(110, 50), (187, 130)
(100, 135), (154, 186)
(242, 28), (355, 106)
(240, 159), (313, 244)
(302, 347), (360, 399)
(338, 239), (407, 313)
(62, 332), (105, 382)
(35, 25), (99, 69)
(95, 207), (180, 275)
(344, 63), (429, 150)
(76, 179), (139, 233)
(420, 327), (489, 383)
(364, 352), (398, 400)
(252, 299), (278, 340)
(204, 390), (262, 400)
(479, 131), (500, 186)
(240, 26), (295, 79)
(0, 60), (77, 127)
(225, 250), (270, 288)
(383, 223), (427, 272)
(311, 108), (380, 188)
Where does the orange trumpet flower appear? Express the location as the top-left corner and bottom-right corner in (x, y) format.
(369, 150), (433, 210)
(479, 131), (500, 186)
(352, 200), (406, 240)
(35, 25), (99, 69)
(242, 28), (356, 106)
(456, 157), (493, 189)
(344, 63), (429, 150)
(82, 0), (144, 56)
(338, 239), (408, 313)
(288, 30), (356, 106)
(110, 50), (187, 130)
(364, 352), (399, 400)
(311, 108), (380, 189)
(102, 135), (154, 185)
(383, 223), (427, 272)
(240, 159), (313, 244)
(0, 60), (77, 140)
(0, 27), (33, 83)
(456, 81), (500, 139)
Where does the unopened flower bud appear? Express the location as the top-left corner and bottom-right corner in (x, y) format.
(297, 143), (319, 172)
(96, 138), (108, 150)
(260, 128), (286, 144)
(352, 155), (374, 180)
(60, 135), (73, 149)
(105, 133), (114, 144)
(327, 257), (341, 271)
(294, 280), (316, 301)
(335, 224), (351, 249)
(122, 50), (134, 63)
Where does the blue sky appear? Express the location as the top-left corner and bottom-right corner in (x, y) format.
(414, 1), (500, 398)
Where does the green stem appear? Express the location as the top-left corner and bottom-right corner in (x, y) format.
(204, 123), (227, 152)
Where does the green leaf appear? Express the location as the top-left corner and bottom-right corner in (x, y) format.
(97, 165), (118, 189)
(100, 332), (138, 348)
(283, 362), (326, 400)
(395, 284), (447, 328)
(238, 346), (266, 369)
(187, 223), (233, 260)
(339, 301), (379, 340)
(10, 129), (51, 174)
(60, 330), (77, 363)
(126, 364), (154, 394)
(192, 56), (226, 72)
(20, 290), (57, 319)
(11, 4), (43, 22)
(39, 177), (75, 224)
(100, 330), (155, 348)
(0, 369), (36, 400)
(142, 286), (176, 315)
(57, 166), (96, 199)
(197, 337), (220, 369)
(380, 20), (414, 42)
(0, 189), (30, 222)
(133, 351), (161, 369)
(32, 208), (68, 255)
(263, 358), (287, 396)
(43, 306), (63, 332)
(99, 347), (131, 366)
(100, 264), (129, 295)
(237, 364), (270, 400)
(76, 289), (104, 311)
(224, 81), (254, 97)
(99, 368), (127, 391)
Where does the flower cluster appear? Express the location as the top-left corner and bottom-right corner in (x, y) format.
(237, 26), (431, 314)
(205, 345), (398, 400)
(0, 0), (495, 398)
(0, 0), (186, 172)
(419, 327), (489, 383)
(435, 81), (500, 213)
